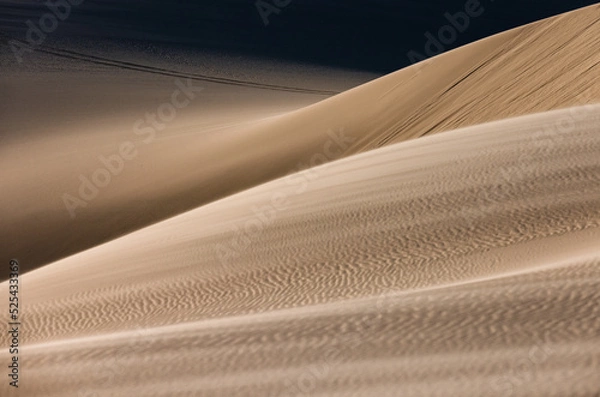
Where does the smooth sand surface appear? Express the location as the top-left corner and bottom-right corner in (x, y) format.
(1, 5), (599, 274)
(2, 105), (599, 396)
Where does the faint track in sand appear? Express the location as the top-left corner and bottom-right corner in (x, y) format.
(0, 32), (340, 95)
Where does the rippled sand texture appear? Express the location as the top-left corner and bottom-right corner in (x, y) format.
(1, 5), (599, 274)
(1, 4), (600, 397)
(2, 105), (599, 396)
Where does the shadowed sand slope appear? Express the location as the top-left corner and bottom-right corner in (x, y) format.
(1, 5), (599, 275)
(2, 105), (599, 396)
(256, 3), (600, 152)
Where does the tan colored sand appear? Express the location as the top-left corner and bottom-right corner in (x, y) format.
(1, 5), (599, 275)
(2, 105), (599, 396)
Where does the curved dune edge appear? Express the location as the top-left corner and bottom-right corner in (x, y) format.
(238, 2), (600, 156)
(8, 103), (600, 332)
(2, 5), (599, 275)
(2, 105), (599, 396)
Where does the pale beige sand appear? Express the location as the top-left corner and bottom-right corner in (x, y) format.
(2, 105), (599, 396)
(1, 5), (599, 274)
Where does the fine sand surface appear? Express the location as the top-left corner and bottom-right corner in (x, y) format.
(1, 4), (600, 397)
(1, 105), (600, 396)
(1, 4), (599, 275)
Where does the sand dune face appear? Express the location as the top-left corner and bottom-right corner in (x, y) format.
(1, 5), (599, 396)
(2, 105), (599, 396)
(2, 5), (599, 275)
(19, 260), (600, 397)
(0, 62), (356, 277)
(263, 3), (600, 152)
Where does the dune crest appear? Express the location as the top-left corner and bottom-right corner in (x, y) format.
(2, 5), (599, 275)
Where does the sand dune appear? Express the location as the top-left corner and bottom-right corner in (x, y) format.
(2, 5), (599, 275)
(1, 4), (599, 396)
(2, 105), (599, 395)
(18, 259), (600, 397)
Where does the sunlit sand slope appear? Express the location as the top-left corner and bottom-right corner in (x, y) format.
(19, 259), (600, 397)
(258, 3), (600, 152)
(2, 105), (599, 396)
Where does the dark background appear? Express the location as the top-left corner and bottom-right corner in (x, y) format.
(1, 0), (598, 72)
